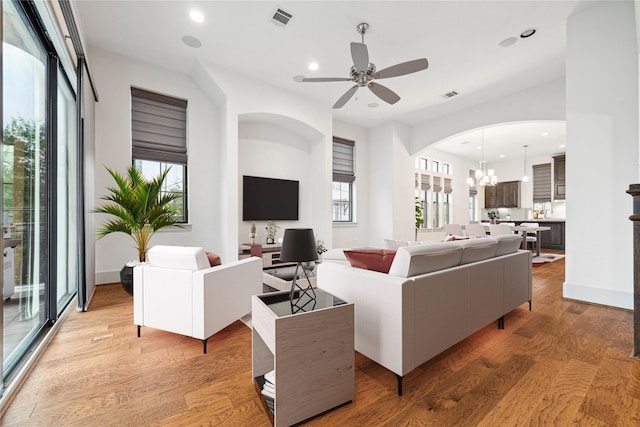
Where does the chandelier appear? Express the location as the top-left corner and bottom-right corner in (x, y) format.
(467, 129), (497, 187)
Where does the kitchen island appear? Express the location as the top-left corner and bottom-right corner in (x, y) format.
(494, 219), (565, 250)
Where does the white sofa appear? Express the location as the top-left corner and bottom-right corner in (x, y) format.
(317, 235), (531, 395)
(133, 245), (262, 353)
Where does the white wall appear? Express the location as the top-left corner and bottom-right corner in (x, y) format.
(193, 61), (333, 256)
(90, 48), (220, 284)
(238, 120), (320, 244)
(564, 1), (638, 309)
(332, 119), (370, 249)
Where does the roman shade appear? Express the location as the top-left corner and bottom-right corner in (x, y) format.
(131, 87), (187, 164)
(444, 178), (453, 194)
(420, 174), (430, 191)
(432, 176), (442, 193)
(532, 163), (552, 203)
(332, 137), (355, 182)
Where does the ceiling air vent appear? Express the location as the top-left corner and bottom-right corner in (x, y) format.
(271, 8), (293, 27)
(442, 90), (459, 99)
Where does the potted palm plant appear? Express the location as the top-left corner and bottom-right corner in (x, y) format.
(94, 165), (182, 295)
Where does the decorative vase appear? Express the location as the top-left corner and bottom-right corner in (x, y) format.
(120, 265), (134, 296)
(266, 234), (275, 244)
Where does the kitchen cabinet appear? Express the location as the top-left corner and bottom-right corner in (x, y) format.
(539, 221), (565, 250)
(484, 180), (521, 208)
(553, 155), (565, 200)
(484, 185), (498, 208)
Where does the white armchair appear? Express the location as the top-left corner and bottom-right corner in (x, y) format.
(133, 245), (262, 353)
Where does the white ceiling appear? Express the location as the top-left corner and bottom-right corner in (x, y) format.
(74, 0), (580, 161)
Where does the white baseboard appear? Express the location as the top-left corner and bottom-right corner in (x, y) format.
(96, 270), (120, 285)
(563, 281), (633, 310)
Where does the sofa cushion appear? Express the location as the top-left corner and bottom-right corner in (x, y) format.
(444, 235), (469, 242)
(148, 245), (210, 271)
(494, 234), (523, 256)
(388, 243), (464, 278)
(383, 239), (410, 250)
(344, 249), (397, 273)
(322, 248), (348, 263)
(205, 251), (222, 267)
(458, 237), (498, 265)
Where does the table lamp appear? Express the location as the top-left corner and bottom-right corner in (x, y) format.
(279, 228), (318, 311)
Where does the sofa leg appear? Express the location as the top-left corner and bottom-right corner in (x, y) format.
(202, 339), (208, 354)
(497, 316), (505, 330)
(395, 374), (403, 396)
(529, 300), (532, 311)
(137, 325), (140, 337)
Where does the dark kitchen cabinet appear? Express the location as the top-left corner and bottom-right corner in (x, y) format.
(539, 221), (565, 250)
(484, 181), (521, 208)
(553, 155), (566, 200)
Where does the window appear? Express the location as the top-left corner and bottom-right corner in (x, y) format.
(416, 157), (428, 170)
(131, 88), (188, 222)
(432, 160), (440, 173)
(332, 137), (355, 222)
(468, 169), (478, 221)
(442, 162), (452, 175)
(444, 178), (453, 225)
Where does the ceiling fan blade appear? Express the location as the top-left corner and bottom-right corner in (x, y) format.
(375, 58), (429, 79)
(368, 82), (400, 104)
(333, 85), (359, 109)
(351, 42), (369, 72)
(302, 77), (353, 82)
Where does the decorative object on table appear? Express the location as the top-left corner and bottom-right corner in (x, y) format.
(250, 221), (256, 244)
(93, 165), (182, 295)
(487, 210), (498, 224)
(265, 220), (279, 244)
(279, 228), (318, 312)
(316, 239), (327, 263)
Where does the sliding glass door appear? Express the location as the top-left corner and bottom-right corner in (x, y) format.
(1, 0), (81, 390)
(2, 0), (49, 374)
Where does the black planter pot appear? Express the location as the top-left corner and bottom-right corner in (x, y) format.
(120, 265), (134, 296)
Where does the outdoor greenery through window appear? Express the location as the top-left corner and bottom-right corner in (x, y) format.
(332, 137), (355, 222)
(131, 88), (188, 222)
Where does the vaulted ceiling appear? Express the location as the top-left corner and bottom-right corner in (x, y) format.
(75, 1), (582, 160)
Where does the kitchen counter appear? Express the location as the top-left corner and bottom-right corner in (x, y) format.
(489, 219), (565, 250)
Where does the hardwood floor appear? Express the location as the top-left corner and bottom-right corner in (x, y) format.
(2, 254), (640, 426)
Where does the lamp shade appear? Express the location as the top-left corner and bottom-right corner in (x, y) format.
(279, 228), (318, 262)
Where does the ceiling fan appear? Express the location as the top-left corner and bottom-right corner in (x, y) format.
(301, 22), (429, 109)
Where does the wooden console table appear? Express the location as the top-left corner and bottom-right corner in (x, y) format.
(251, 289), (354, 426)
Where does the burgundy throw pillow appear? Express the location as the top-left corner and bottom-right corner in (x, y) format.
(344, 249), (397, 273)
(444, 235), (469, 242)
(205, 251), (221, 267)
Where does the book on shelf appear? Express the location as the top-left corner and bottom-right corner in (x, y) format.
(264, 370), (275, 384)
(261, 387), (275, 399)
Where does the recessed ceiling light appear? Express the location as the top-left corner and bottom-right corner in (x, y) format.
(189, 9), (204, 23)
(520, 28), (536, 38)
(293, 75), (305, 82)
(499, 154), (505, 158)
(541, 132), (549, 136)
(368, 102), (379, 108)
(499, 37), (518, 48)
(476, 146), (482, 150)
(308, 62), (319, 71)
(182, 35), (202, 48)
(559, 144), (566, 148)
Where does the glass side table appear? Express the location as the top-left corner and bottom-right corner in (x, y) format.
(251, 289), (354, 427)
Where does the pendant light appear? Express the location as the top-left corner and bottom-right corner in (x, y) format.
(522, 145), (529, 182)
(467, 129), (497, 187)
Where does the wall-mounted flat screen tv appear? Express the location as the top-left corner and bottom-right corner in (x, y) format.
(242, 175), (299, 221)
